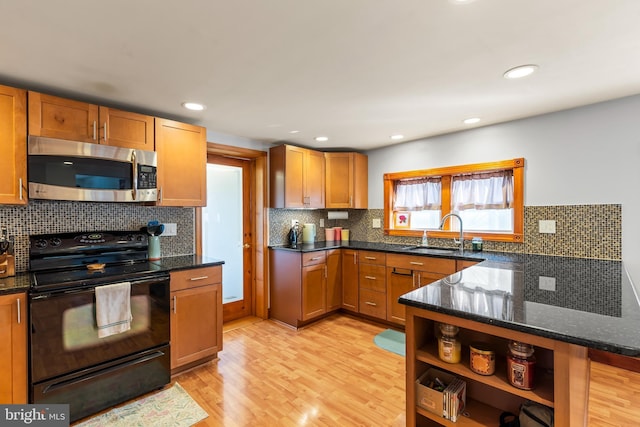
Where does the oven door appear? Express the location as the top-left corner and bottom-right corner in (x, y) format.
(29, 273), (170, 384)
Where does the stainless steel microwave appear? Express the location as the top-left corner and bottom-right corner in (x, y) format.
(28, 136), (158, 202)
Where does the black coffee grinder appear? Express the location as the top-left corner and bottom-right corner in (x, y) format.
(287, 222), (300, 247)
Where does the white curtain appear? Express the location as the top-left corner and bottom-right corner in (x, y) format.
(393, 178), (441, 211)
(451, 171), (513, 211)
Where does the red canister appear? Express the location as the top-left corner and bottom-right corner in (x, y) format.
(506, 341), (536, 390)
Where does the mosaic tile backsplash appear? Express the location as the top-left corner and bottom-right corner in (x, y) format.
(269, 204), (621, 260)
(0, 200), (195, 272)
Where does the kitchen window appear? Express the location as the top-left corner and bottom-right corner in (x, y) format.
(383, 158), (524, 242)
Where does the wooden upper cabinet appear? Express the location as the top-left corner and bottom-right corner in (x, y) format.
(29, 92), (98, 142)
(269, 144), (325, 208)
(325, 152), (368, 209)
(0, 85), (27, 205)
(28, 92), (155, 150)
(155, 118), (207, 207)
(98, 107), (154, 150)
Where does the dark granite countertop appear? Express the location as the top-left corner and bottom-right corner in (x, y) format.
(399, 256), (640, 356)
(149, 254), (225, 271)
(0, 272), (31, 295)
(271, 241), (640, 356)
(0, 255), (225, 296)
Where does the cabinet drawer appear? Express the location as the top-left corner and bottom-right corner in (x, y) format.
(171, 266), (221, 291)
(359, 250), (386, 265)
(302, 251), (326, 266)
(359, 289), (386, 319)
(386, 253), (455, 274)
(359, 264), (386, 292)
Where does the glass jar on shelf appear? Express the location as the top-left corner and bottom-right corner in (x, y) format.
(438, 323), (461, 364)
(506, 341), (536, 390)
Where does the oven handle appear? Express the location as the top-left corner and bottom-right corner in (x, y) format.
(41, 349), (167, 394)
(30, 274), (169, 299)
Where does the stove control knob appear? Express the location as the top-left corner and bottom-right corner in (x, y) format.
(34, 239), (48, 249)
(126, 234), (135, 241)
(50, 238), (62, 247)
(136, 235), (144, 241)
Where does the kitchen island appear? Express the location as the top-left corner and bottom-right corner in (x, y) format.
(399, 255), (640, 426)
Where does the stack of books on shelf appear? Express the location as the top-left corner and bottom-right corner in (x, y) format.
(443, 377), (466, 422)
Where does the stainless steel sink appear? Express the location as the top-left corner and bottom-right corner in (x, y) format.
(400, 245), (459, 255)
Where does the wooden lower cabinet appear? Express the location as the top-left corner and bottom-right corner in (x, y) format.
(326, 249), (342, 312)
(270, 249), (343, 328)
(358, 251), (386, 320)
(0, 292), (27, 403)
(341, 249), (359, 312)
(302, 262), (327, 321)
(405, 306), (589, 426)
(386, 253), (456, 325)
(170, 266), (223, 373)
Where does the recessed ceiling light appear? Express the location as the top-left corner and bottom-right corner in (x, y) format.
(181, 102), (206, 111)
(289, 130), (300, 134)
(503, 64), (538, 79)
(463, 117), (481, 125)
(315, 136), (329, 142)
(390, 134), (404, 140)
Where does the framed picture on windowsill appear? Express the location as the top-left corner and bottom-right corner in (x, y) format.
(394, 211), (410, 229)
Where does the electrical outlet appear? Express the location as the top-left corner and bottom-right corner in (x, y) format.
(539, 220), (556, 234)
(372, 218), (381, 228)
(291, 219), (299, 228)
(163, 223), (177, 236)
(539, 276), (556, 291)
(320, 218), (325, 227)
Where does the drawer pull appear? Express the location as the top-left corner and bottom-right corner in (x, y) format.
(364, 256), (377, 260)
(365, 301), (377, 306)
(189, 276), (209, 281)
(364, 275), (377, 280)
(409, 261), (424, 266)
(310, 257), (322, 261)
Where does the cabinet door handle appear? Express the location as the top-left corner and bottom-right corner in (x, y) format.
(19, 178), (23, 200)
(173, 295), (177, 313)
(103, 121), (108, 142)
(92, 121), (97, 140)
(409, 261), (424, 266)
(158, 187), (162, 202)
(189, 276), (209, 281)
(17, 297), (21, 324)
(365, 301), (377, 306)
(325, 266), (327, 278)
(353, 253), (357, 264)
(364, 275), (377, 280)
(417, 272), (422, 287)
(412, 272), (416, 288)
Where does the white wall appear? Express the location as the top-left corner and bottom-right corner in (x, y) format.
(366, 94), (640, 287)
(206, 129), (270, 152)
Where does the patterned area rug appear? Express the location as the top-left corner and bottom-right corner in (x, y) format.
(374, 329), (406, 356)
(75, 383), (208, 427)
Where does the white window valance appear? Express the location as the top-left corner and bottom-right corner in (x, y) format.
(452, 171), (513, 211)
(393, 177), (441, 211)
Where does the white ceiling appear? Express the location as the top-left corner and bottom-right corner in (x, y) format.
(2, 0), (640, 151)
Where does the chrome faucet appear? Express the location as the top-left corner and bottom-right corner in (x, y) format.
(439, 213), (464, 254)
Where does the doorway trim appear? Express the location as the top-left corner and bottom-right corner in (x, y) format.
(196, 142), (268, 320)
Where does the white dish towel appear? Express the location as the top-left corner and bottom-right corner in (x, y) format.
(95, 282), (132, 338)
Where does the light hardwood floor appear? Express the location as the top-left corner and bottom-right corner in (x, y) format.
(175, 314), (406, 426)
(76, 313), (640, 426)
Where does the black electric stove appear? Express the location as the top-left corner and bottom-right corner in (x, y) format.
(29, 230), (163, 292)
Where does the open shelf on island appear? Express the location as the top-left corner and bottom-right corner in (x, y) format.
(416, 345), (554, 407)
(416, 398), (504, 426)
